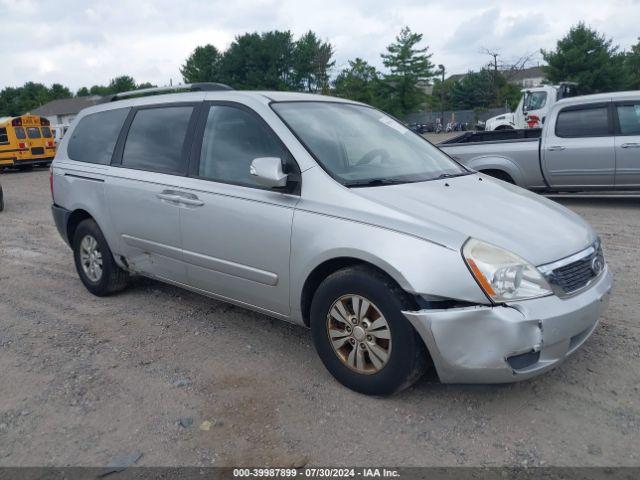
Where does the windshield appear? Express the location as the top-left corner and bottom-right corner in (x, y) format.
(524, 91), (547, 111)
(272, 102), (468, 186)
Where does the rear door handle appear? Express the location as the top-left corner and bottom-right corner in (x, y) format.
(548, 145), (566, 151)
(621, 143), (640, 149)
(156, 192), (182, 203)
(178, 196), (204, 207)
(157, 190), (203, 207)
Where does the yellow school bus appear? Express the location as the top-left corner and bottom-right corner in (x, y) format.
(0, 115), (56, 169)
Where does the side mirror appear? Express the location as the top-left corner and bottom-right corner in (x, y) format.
(250, 157), (288, 188)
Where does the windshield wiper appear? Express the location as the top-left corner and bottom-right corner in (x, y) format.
(345, 178), (413, 188)
(431, 171), (472, 181)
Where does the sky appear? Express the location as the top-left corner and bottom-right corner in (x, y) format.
(1, 0), (639, 91)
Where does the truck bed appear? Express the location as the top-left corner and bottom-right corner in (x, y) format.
(437, 130), (547, 189)
(438, 128), (542, 145)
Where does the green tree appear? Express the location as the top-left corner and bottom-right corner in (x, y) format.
(333, 58), (381, 104)
(180, 44), (223, 83)
(623, 38), (640, 89)
(292, 31), (335, 93)
(76, 86), (90, 97)
(380, 27), (435, 115)
(48, 83), (72, 100)
(541, 23), (625, 93)
(108, 75), (137, 94)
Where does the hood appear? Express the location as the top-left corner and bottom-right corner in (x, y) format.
(354, 174), (596, 266)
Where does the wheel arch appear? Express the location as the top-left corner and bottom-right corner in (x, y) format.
(299, 256), (419, 328)
(66, 208), (95, 245)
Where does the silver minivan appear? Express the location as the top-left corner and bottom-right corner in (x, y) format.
(51, 84), (612, 395)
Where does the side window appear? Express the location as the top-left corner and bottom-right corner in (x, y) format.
(555, 105), (609, 138)
(616, 103), (640, 135)
(198, 105), (287, 188)
(0, 127), (8, 144)
(68, 108), (129, 164)
(122, 106), (193, 174)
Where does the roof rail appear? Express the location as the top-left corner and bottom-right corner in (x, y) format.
(108, 83), (233, 102)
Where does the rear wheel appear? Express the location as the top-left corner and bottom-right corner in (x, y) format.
(310, 266), (428, 395)
(72, 219), (129, 296)
(481, 169), (515, 184)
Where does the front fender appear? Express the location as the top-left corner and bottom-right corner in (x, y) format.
(289, 209), (489, 325)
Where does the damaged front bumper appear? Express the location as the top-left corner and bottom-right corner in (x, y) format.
(403, 268), (612, 384)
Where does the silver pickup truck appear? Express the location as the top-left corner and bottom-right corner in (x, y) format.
(439, 91), (640, 191)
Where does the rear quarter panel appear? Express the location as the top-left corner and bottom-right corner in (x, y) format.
(440, 140), (546, 188)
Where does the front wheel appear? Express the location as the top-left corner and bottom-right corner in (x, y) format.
(72, 219), (129, 296)
(310, 266), (428, 395)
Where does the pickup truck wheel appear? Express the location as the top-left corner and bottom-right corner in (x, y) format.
(72, 219), (129, 296)
(310, 266), (428, 395)
(481, 170), (515, 184)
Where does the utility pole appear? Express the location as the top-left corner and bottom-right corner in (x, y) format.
(438, 64), (445, 129)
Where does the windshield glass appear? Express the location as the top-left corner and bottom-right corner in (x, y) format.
(524, 91), (547, 111)
(272, 102), (468, 186)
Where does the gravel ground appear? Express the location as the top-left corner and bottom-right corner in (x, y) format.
(0, 169), (639, 467)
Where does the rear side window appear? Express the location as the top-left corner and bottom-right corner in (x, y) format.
(555, 105), (610, 138)
(26, 127), (41, 139)
(68, 108), (129, 164)
(121, 106), (193, 174)
(0, 127), (7, 144)
(15, 127), (26, 140)
(616, 103), (640, 135)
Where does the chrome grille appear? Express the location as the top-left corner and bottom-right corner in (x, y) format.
(538, 241), (605, 297)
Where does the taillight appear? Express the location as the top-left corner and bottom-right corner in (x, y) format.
(47, 140), (54, 147)
(18, 142), (26, 149)
(49, 166), (54, 202)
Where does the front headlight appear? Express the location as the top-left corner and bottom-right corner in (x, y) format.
(462, 238), (552, 303)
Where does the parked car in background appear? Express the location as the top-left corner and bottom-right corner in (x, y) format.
(51, 84), (611, 395)
(439, 91), (640, 191)
(484, 82), (579, 131)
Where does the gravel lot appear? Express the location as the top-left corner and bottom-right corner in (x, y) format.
(0, 169), (639, 467)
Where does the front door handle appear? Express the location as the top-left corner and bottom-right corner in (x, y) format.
(548, 145), (566, 151)
(621, 143), (640, 149)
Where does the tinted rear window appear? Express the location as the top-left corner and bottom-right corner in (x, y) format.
(121, 106), (193, 174)
(27, 127), (41, 139)
(555, 105), (610, 137)
(41, 126), (52, 138)
(68, 108), (129, 164)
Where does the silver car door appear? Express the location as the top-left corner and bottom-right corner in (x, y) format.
(177, 103), (300, 316)
(614, 100), (640, 187)
(105, 104), (198, 284)
(543, 102), (615, 189)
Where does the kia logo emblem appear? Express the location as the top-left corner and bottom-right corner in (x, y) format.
(591, 255), (604, 275)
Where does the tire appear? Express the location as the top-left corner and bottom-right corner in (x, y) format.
(310, 265), (428, 395)
(482, 170), (515, 184)
(72, 218), (129, 296)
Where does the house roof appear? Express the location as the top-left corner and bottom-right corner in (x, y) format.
(30, 96), (103, 116)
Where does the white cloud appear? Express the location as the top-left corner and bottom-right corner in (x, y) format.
(0, 0), (638, 91)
